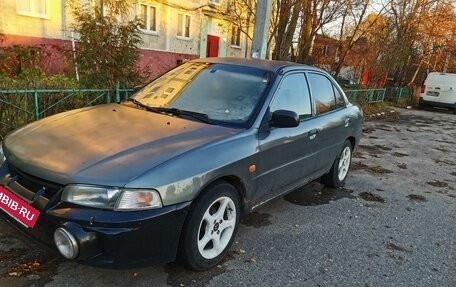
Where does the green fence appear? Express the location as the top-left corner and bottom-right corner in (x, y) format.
(384, 87), (416, 104)
(345, 87), (415, 105)
(0, 87), (134, 136)
(345, 89), (386, 104)
(0, 86), (416, 137)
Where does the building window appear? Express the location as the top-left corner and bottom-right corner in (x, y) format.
(322, 45), (329, 56)
(139, 4), (157, 32)
(230, 26), (241, 47)
(17, 0), (48, 18)
(86, 0), (108, 16)
(209, 0), (222, 5)
(177, 13), (191, 38)
(93, 0), (104, 11)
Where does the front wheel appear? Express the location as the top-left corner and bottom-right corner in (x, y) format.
(321, 140), (353, 188)
(178, 181), (240, 271)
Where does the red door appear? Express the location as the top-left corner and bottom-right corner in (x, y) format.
(206, 35), (219, 57)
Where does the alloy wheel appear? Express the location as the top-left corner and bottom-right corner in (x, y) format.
(197, 196), (236, 259)
(337, 146), (351, 181)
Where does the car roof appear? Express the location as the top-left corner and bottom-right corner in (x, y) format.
(192, 57), (318, 73)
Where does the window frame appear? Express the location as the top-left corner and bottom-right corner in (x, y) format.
(209, 0), (222, 6)
(322, 45), (329, 56)
(230, 26), (241, 48)
(269, 71), (313, 120)
(16, 0), (49, 19)
(333, 84), (347, 108)
(307, 71), (347, 115)
(90, 0), (107, 16)
(177, 13), (192, 39)
(138, 3), (158, 34)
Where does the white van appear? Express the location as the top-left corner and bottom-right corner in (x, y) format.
(419, 72), (456, 114)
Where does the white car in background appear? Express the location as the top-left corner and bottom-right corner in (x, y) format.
(419, 72), (456, 114)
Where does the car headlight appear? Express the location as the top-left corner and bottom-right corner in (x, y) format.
(61, 185), (162, 211)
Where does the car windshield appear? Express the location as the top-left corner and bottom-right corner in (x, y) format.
(127, 62), (272, 127)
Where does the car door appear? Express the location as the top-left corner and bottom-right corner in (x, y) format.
(306, 72), (350, 175)
(254, 72), (321, 203)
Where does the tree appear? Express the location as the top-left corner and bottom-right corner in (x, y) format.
(380, 0), (434, 85)
(271, 0), (302, 60)
(70, 0), (143, 88)
(295, 0), (346, 64)
(231, 0), (257, 57)
(406, 0), (456, 84)
(332, 0), (387, 78)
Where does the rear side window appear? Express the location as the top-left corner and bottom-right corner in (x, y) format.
(334, 85), (346, 108)
(308, 73), (343, 114)
(270, 73), (312, 118)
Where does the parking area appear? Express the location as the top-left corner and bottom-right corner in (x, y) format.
(0, 107), (455, 287)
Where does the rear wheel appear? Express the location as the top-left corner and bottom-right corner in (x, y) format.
(321, 140), (353, 188)
(178, 181), (240, 271)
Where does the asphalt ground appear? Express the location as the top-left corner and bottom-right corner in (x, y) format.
(0, 107), (455, 287)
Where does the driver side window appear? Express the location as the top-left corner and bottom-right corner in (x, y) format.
(270, 73), (312, 119)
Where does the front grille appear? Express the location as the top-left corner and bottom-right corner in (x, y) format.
(8, 164), (63, 200)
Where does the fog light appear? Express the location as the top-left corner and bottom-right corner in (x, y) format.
(54, 228), (79, 259)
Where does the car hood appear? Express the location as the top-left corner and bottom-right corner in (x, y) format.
(4, 104), (240, 186)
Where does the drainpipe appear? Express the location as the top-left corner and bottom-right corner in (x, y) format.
(61, 0), (67, 39)
(71, 31), (80, 81)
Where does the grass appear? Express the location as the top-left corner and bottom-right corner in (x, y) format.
(360, 102), (399, 121)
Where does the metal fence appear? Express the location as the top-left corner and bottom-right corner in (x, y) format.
(345, 87), (416, 105)
(0, 86), (416, 137)
(0, 87), (134, 136)
(384, 87), (416, 104)
(345, 89), (386, 104)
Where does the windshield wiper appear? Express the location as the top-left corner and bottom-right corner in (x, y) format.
(123, 98), (154, 111)
(151, 107), (213, 124)
(124, 99), (213, 124)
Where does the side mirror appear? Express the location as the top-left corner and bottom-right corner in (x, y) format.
(270, 110), (299, 128)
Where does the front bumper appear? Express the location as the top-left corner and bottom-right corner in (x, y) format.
(0, 161), (191, 268)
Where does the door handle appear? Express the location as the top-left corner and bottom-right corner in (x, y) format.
(344, 118), (350, 127)
(308, 128), (320, 140)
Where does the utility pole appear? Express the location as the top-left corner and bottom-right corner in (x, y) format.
(251, 0), (272, 59)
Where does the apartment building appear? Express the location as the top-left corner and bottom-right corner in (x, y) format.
(0, 0), (251, 78)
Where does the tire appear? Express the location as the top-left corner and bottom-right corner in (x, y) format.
(321, 140), (353, 188)
(178, 181), (241, 271)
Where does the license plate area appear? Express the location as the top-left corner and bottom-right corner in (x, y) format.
(0, 186), (40, 228)
(426, 91), (439, 97)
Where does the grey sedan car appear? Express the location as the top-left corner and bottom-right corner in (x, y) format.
(0, 58), (362, 270)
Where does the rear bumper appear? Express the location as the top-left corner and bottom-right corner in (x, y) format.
(419, 97), (456, 109)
